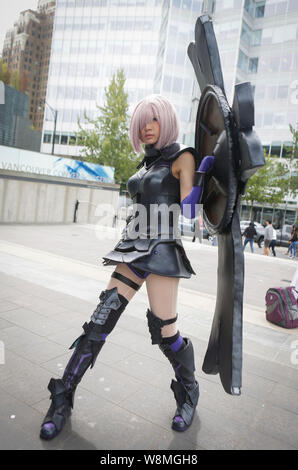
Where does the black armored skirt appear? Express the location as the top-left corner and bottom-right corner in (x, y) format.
(102, 237), (196, 279)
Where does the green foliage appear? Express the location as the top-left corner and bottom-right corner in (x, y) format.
(282, 123), (298, 199)
(0, 60), (21, 91)
(0, 59), (11, 85)
(76, 68), (141, 185)
(11, 70), (19, 91)
(243, 153), (282, 207)
(243, 123), (298, 218)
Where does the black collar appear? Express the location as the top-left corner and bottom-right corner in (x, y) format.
(136, 143), (180, 169)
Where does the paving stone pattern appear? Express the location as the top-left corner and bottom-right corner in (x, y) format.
(0, 225), (297, 450)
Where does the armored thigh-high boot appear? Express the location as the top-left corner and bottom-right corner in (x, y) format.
(147, 308), (200, 432)
(40, 285), (131, 440)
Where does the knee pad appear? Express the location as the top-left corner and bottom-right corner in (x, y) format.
(146, 308), (178, 345)
(67, 287), (129, 373)
(90, 287), (129, 332)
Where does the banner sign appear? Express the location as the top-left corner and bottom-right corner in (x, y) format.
(0, 145), (115, 184)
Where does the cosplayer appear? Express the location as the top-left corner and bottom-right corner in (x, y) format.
(40, 94), (214, 440)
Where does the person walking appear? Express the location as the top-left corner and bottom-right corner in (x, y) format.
(264, 220), (273, 256)
(269, 224), (277, 257)
(285, 225), (296, 256)
(289, 226), (297, 259)
(242, 222), (257, 253)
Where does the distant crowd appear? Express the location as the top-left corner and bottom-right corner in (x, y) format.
(242, 221), (297, 258)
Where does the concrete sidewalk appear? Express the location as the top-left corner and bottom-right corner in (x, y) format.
(0, 226), (298, 450)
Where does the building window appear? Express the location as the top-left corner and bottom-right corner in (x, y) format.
(244, 0), (254, 16)
(271, 142), (281, 158)
(248, 57), (258, 73)
(277, 85), (288, 99)
(255, 1), (265, 17)
(288, 0), (298, 12)
(241, 21), (252, 47)
(163, 75), (172, 92)
(61, 134), (68, 145)
(237, 49), (249, 73)
(43, 132), (52, 143)
(173, 77), (183, 94)
(252, 29), (262, 46)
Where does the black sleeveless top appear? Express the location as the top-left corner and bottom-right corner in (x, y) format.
(102, 142), (198, 278)
(125, 142), (198, 240)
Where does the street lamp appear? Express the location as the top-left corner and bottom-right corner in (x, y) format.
(39, 100), (58, 155)
(280, 122), (297, 243)
(46, 102), (58, 155)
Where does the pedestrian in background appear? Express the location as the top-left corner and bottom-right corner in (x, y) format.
(211, 234), (218, 246)
(242, 222), (257, 253)
(289, 226), (297, 259)
(269, 224), (277, 257)
(285, 225), (296, 256)
(264, 220), (273, 256)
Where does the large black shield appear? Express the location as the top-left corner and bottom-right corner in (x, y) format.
(188, 15), (265, 395)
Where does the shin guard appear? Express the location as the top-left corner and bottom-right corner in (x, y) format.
(159, 337), (200, 432)
(40, 287), (128, 440)
(62, 287), (129, 392)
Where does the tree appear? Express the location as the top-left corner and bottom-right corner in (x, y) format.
(0, 59), (11, 85)
(0, 61), (22, 92)
(76, 68), (142, 186)
(284, 123), (298, 198)
(242, 153), (288, 219)
(11, 70), (19, 91)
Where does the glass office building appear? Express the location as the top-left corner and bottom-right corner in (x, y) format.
(185, 0), (298, 160)
(41, 0), (298, 165)
(237, 0), (298, 160)
(41, 0), (203, 156)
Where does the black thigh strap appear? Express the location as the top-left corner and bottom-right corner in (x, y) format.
(111, 271), (141, 291)
(147, 308), (178, 345)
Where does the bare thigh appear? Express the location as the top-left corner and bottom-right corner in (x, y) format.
(106, 263), (146, 301)
(145, 274), (179, 337)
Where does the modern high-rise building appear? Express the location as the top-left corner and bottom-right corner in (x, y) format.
(207, 0), (298, 225)
(40, 0), (202, 156)
(41, 0), (298, 167)
(218, 0), (298, 160)
(2, 0), (56, 132)
(0, 84), (41, 151)
(184, 0), (298, 158)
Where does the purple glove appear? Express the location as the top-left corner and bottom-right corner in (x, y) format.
(198, 155), (215, 173)
(180, 155), (214, 219)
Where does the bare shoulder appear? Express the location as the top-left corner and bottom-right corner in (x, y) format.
(172, 151), (195, 177)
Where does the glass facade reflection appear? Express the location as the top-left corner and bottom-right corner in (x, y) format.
(41, 0), (202, 157)
(238, 0), (298, 157)
(185, 0), (298, 161)
(42, 0), (298, 170)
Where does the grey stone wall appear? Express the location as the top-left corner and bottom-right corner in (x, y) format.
(0, 170), (120, 225)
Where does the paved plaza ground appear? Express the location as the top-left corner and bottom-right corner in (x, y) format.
(0, 223), (297, 450)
